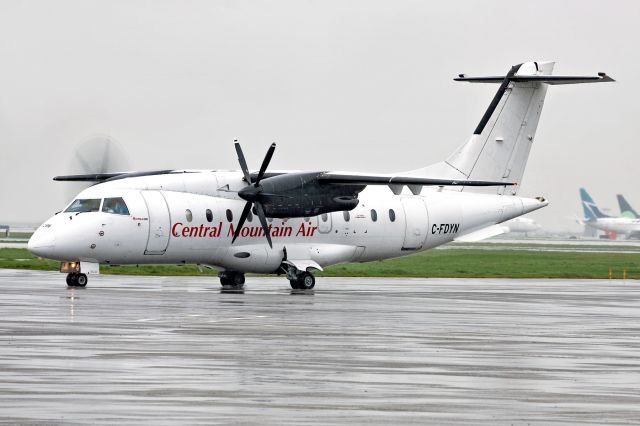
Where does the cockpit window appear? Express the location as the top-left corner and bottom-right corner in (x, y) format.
(102, 197), (130, 215)
(64, 199), (101, 213)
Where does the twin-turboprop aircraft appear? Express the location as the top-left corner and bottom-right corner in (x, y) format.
(28, 62), (613, 289)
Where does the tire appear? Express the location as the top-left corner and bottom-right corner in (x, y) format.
(220, 273), (244, 288)
(297, 272), (315, 290)
(289, 279), (300, 290)
(76, 273), (88, 287)
(66, 273), (76, 287)
(232, 273), (245, 286)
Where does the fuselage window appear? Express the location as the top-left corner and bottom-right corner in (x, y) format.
(343, 211), (350, 222)
(206, 209), (213, 222)
(226, 209), (233, 222)
(65, 198), (101, 213)
(371, 209), (378, 222)
(102, 197), (130, 215)
(321, 213), (328, 222)
(186, 209), (193, 222)
(389, 209), (396, 222)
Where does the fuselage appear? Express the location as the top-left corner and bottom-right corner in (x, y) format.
(28, 170), (547, 274)
(585, 217), (640, 235)
(503, 217), (541, 233)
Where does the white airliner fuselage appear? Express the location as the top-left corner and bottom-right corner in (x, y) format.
(585, 217), (640, 235)
(29, 171), (547, 273)
(502, 217), (542, 234)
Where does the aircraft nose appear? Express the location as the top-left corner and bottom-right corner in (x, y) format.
(28, 226), (56, 258)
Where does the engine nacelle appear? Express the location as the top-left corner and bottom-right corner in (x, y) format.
(257, 172), (364, 218)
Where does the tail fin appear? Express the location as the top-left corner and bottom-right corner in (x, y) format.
(617, 194), (639, 218)
(410, 62), (613, 195)
(580, 188), (610, 219)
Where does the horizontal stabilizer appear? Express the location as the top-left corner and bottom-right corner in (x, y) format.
(454, 73), (614, 85)
(454, 224), (507, 242)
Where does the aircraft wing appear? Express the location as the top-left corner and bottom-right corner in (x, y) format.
(53, 172), (127, 182)
(53, 170), (178, 182)
(317, 173), (515, 187)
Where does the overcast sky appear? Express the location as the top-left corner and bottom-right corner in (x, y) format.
(1, 0), (638, 231)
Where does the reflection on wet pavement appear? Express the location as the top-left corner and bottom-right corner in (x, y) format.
(1, 270), (640, 425)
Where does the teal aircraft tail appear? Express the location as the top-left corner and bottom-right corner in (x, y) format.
(580, 188), (610, 220)
(617, 194), (639, 219)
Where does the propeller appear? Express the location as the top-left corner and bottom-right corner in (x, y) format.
(65, 135), (130, 203)
(232, 141), (276, 248)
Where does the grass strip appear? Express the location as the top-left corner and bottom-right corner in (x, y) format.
(1, 248), (638, 279)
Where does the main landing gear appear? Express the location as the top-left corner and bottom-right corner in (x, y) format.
(218, 268), (316, 291)
(219, 271), (245, 289)
(66, 273), (88, 287)
(288, 271), (315, 290)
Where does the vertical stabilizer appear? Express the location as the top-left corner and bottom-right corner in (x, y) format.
(448, 62), (551, 194)
(409, 62), (613, 195)
(617, 194), (639, 219)
(580, 188), (610, 219)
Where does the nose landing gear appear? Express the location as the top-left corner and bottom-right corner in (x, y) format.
(219, 271), (245, 289)
(66, 273), (88, 287)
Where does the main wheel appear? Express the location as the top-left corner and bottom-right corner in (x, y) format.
(289, 279), (300, 290)
(66, 273), (76, 287)
(297, 272), (315, 290)
(76, 273), (88, 287)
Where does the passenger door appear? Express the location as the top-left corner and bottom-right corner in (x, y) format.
(141, 191), (171, 255)
(401, 197), (428, 250)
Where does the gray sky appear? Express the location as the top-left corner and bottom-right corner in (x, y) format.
(1, 0), (638, 231)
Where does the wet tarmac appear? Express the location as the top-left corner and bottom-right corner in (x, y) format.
(2, 270), (640, 425)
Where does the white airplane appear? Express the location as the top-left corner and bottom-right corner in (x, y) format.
(580, 188), (640, 239)
(28, 61), (613, 289)
(501, 217), (542, 234)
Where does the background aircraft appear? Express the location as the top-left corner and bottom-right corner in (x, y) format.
(617, 194), (639, 219)
(501, 217), (542, 235)
(580, 188), (640, 239)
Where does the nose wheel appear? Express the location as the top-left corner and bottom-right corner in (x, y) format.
(219, 271), (245, 289)
(66, 273), (88, 287)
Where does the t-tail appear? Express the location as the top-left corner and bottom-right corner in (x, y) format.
(617, 194), (639, 219)
(580, 188), (610, 220)
(410, 62), (614, 195)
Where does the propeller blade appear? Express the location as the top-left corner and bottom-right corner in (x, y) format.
(99, 139), (111, 174)
(254, 202), (272, 248)
(234, 141), (253, 184)
(255, 143), (276, 186)
(74, 150), (92, 175)
(232, 201), (253, 244)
